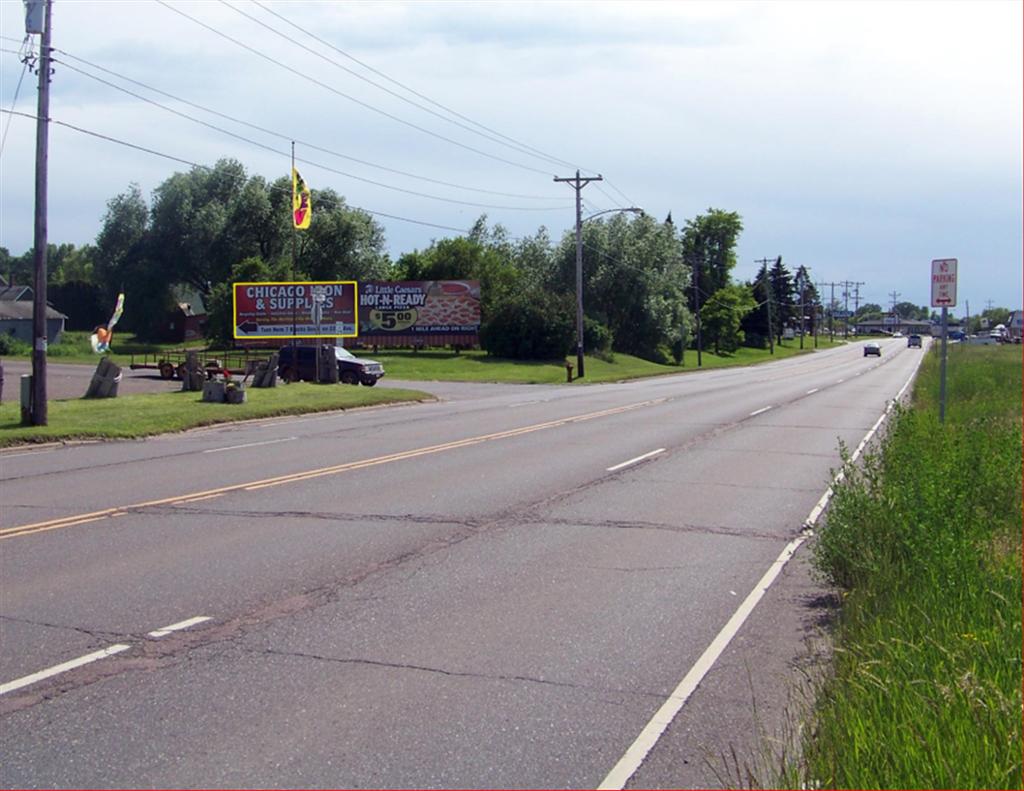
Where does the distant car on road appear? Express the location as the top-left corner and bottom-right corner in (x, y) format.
(907, 335), (922, 348)
(892, 331), (903, 338)
(863, 341), (882, 357)
(277, 345), (385, 386)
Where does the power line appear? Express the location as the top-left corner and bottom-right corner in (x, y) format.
(154, 0), (559, 178)
(247, 0), (594, 175)
(10, 50), (570, 213)
(41, 46), (565, 203)
(0, 108), (473, 235)
(221, 0), (580, 173)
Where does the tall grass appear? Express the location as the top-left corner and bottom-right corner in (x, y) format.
(799, 344), (1022, 789)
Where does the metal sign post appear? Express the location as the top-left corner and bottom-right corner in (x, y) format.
(931, 258), (958, 423)
(311, 285), (326, 383)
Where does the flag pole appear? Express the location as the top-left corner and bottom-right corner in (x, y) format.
(290, 141), (297, 374)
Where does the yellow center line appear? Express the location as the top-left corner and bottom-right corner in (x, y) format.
(1, 399), (664, 540)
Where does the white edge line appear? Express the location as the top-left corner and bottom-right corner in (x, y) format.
(597, 534), (807, 790)
(0, 644), (131, 696)
(598, 363), (923, 790)
(606, 448), (665, 472)
(749, 406), (772, 417)
(203, 437), (297, 454)
(148, 616), (212, 638)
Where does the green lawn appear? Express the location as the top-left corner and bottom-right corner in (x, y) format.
(360, 337), (846, 384)
(0, 383), (430, 447)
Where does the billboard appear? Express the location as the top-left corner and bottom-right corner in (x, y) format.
(233, 281), (357, 339)
(358, 281), (481, 341)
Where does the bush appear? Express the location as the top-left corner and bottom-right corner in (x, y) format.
(480, 291), (575, 360)
(0, 333), (30, 356)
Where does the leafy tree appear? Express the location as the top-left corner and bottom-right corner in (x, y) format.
(893, 301), (929, 321)
(682, 209), (743, 301)
(556, 212), (690, 362)
(93, 183), (174, 338)
(700, 283), (756, 354)
(394, 228), (519, 322)
(205, 256), (290, 346)
(793, 265), (820, 334)
(293, 186), (390, 282)
(741, 260), (773, 348)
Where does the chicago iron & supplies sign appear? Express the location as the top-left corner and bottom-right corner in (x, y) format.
(233, 281), (357, 339)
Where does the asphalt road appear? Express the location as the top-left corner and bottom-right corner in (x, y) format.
(0, 338), (926, 788)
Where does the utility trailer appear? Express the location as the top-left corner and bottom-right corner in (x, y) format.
(128, 349), (264, 380)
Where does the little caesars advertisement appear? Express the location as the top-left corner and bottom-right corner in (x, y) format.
(358, 281), (481, 341)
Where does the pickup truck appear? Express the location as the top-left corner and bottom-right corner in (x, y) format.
(277, 345), (385, 386)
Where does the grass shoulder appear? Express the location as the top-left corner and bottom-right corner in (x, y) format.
(791, 343), (1022, 789)
(0, 383), (431, 447)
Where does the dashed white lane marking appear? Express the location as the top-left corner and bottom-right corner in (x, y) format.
(597, 363), (924, 791)
(0, 644), (131, 696)
(203, 437), (296, 454)
(806, 388), (819, 395)
(1, 615), (214, 696)
(749, 406), (772, 417)
(606, 449), (665, 472)
(147, 616), (212, 638)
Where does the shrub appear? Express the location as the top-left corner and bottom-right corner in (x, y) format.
(480, 291), (574, 360)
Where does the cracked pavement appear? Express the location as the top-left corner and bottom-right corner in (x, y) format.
(0, 340), (924, 788)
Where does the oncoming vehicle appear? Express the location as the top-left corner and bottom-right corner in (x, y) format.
(907, 334), (922, 348)
(277, 345), (385, 386)
(863, 341), (882, 357)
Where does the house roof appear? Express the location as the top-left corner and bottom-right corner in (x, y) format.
(0, 301), (68, 320)
(0, 285), (33, 301)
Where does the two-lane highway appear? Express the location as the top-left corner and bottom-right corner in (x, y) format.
(0, 338), (925, 788)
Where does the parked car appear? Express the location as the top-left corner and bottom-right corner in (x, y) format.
(907, 334), (922, 348)
(863, 341), (882, 356)
(277, 344), (385, 386)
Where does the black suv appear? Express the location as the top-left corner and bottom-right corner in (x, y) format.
(907, 334), (922, 348)
(277, 345), (385, 386)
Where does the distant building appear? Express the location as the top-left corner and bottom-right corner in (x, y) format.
(854, 317), (934, 336)
(0, 285), (67, 343)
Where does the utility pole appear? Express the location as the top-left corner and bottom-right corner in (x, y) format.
(816, 281), (840, 342)
(889, 289), (901, 333)
(554, 170), (602, 378)
(851, 282), (865, 316)
(692, 256), (702, 366)
(756, 258), (775, 354)
(29, 0), (53, 426)
(842, 282), (851, 339)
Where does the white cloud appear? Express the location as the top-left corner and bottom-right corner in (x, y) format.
(0, 0), (1019, 308)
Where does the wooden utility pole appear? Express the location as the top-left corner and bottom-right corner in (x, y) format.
(554, 170), (602, 378)
(755, 257), (775, 354)
(29, 0), (53, 425)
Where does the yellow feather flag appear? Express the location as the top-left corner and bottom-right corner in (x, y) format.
(292, 167), (312, 229)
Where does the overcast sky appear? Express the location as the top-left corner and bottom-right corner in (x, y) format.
(1, 0), (1021, 313)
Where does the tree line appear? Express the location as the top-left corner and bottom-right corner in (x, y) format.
(0, 156), (888, 362)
